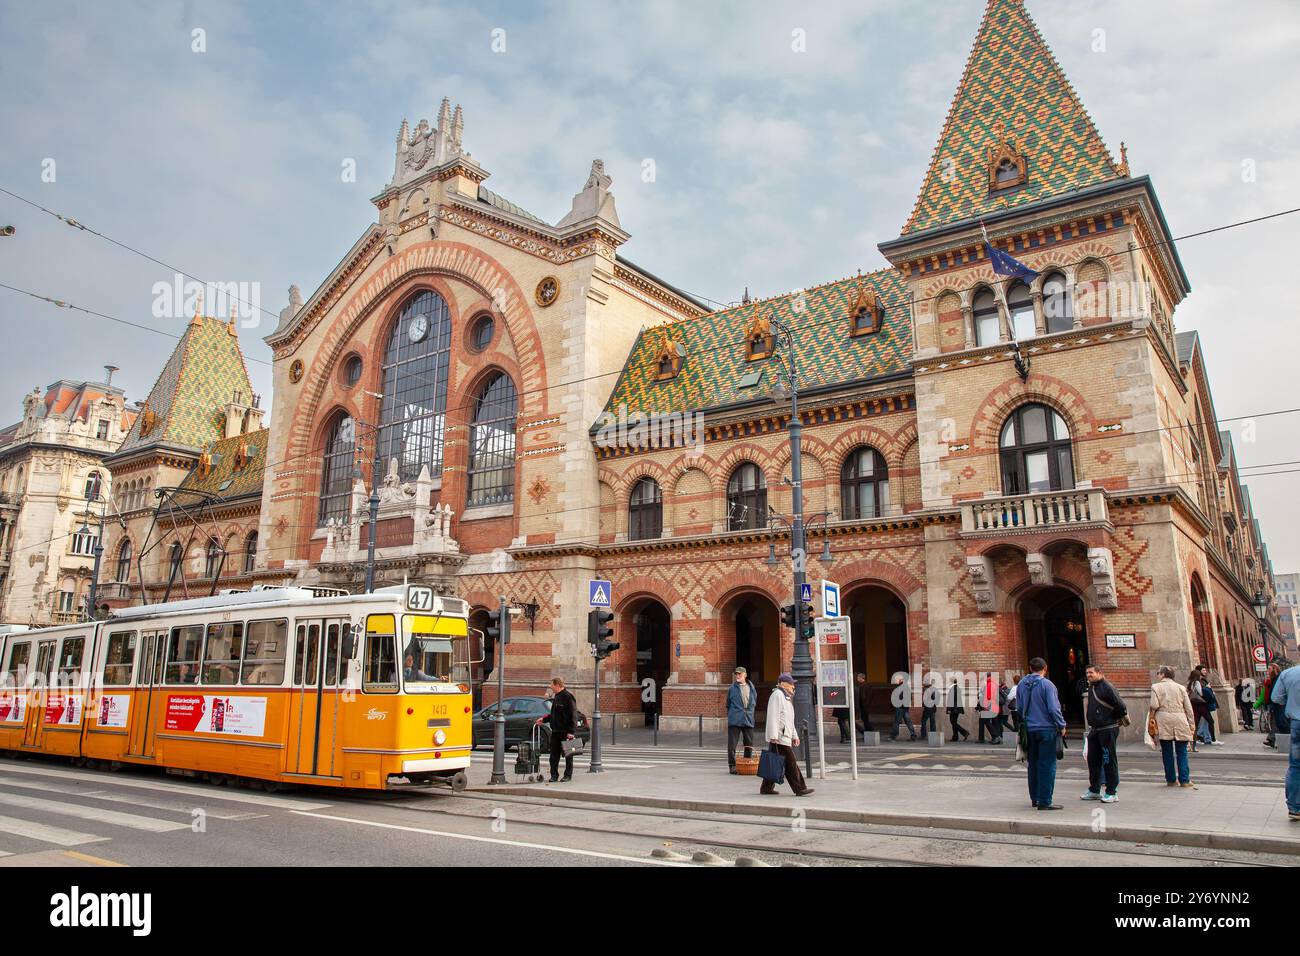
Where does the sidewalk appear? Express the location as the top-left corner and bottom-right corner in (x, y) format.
(493, 746), (1299, 856)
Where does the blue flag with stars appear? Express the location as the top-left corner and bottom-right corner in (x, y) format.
(986, 242), (1038, 282)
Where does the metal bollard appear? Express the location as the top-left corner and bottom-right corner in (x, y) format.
(611, 714), (616, 746)
(800, 719), (812, 779)
(698, 713), (703, 747)
(653, 712), (659, 746)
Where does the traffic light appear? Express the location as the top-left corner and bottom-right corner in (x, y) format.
(801, 602), (816, 642)
(780, 603), (798, 629)
(486, 603), (510, 647)
(588, 609), (618, 659)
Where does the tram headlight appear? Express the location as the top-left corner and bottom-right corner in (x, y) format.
(433, 729), (447, 746)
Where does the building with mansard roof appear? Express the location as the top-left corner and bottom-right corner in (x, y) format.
(106, 0), (1285, 734)
(0, 373), (133, 625)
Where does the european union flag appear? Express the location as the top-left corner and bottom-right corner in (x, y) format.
(986, 242), (1038, 282)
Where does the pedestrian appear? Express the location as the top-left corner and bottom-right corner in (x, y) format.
(997, 678), (1013, 737)
(919, 676), (939, 739)
(1007, 674), (1021, 732)
(1261, 663), (1281, 749)
(947, 678), (969, 741)
(1266, 663), (1300, 821)
(1081, 663), (1127, 803)
(977, 672), (1002, 743)
(1150, 665), (1196, 788)
(544, 677), (578, 783)
(854, 673), (874, 736)
(1186, 666), (1211, 750)
(726, 666), (757, 774)
(1201, 673), (1222, 745)
(1017, 658), (1066, 810)
(888, 673), (918, 741)
(1235, 678), (1254, 730)
(760, 673), (814, 797)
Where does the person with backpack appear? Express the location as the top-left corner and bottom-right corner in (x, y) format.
(1201, 673), (1223, 745)
(1080, 663), (1127, 803)
(1261, 663), (1282, 749)
(1017, 658), (1066, 810)
(1266, 663), (1299, 821)
(1187, 667), (1210, 751)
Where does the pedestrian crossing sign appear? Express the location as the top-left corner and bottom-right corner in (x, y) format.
(800, 582), (812, 603)
(588, 579), (612, 607)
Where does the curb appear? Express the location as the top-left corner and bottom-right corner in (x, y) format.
(489, 785), (1300, 857)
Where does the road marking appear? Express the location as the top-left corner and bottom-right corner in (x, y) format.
(290, 810), (687, 865)
(0, 761), (330, 810)
(0, 792), (189, 833)
(63, 850), (125, 867)
(0, 775), (267, 819)
(0, 813), (108, 847)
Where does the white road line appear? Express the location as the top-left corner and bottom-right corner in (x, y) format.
(0, 777), (264, 820)
(0, 761), (330, 810)
(290, 810), (687, 865)
(0, 792), (189, 833)
(0, 813), (109, 847)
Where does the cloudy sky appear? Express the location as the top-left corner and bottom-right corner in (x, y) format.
(1, 0), (1298, 565)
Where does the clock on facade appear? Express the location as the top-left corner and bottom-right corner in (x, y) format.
(408, 313), (430, 343)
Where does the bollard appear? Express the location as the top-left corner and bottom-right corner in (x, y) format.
(611, 714), (616, 746)
(698, 713), (703, 747)
(800, 719), (812, 779)
(653, 712), (659, 746)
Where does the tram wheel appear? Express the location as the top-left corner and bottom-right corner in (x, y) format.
(450, 771), (468, 792)
(261, 780), (280, 793)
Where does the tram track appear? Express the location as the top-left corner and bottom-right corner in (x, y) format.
(334, 787), (1285, 868)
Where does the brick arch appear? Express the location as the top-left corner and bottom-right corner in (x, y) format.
(968, 373), (1096, 451)
(704, 571), (787, 613)
(836, 559), (925, 607)
(614, 575), (685, 616)
(709, 444), (775, 496)
(285, 241), (551, 469)
(823, 423), (902, 471)
(666, 462), (710, 499)
(615, 460), (672, 505)
(768, 432), (833, 473)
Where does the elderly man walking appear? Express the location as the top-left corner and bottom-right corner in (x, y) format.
(760, 673), (814, 797)
(726, 666), (757, 774)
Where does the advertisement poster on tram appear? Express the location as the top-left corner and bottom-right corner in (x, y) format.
(165, 695), (267, 736)
(44, 693), (83, 725)
(97, 694), (130, 728)
(0, 691), (25, 723)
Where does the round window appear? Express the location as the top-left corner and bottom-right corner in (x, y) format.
(471, 315), (495, 352)
(344, 355), (363, 388)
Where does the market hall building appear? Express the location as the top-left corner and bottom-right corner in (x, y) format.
(99, 0), (1286, 733)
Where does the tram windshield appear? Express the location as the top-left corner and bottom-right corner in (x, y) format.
(401, 614), (466, 690)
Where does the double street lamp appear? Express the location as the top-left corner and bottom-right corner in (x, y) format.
(77, 486), (106, 622)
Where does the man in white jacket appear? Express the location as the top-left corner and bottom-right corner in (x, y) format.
(760, 673), (814, 796)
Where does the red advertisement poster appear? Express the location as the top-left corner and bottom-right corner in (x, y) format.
(44, 694), (83, 725)
(164, 695), (267, 736)
(0, 692), (25, 723)
(164, 695), (205, 732)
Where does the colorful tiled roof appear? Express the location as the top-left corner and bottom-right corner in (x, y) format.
(600, 268), (909, 419)
(901, 0), (1123, 235)
(116, 315), (254, 455)
(178, 428), (268, 502)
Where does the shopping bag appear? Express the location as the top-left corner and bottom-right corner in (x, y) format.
(758, 747), (785, 784)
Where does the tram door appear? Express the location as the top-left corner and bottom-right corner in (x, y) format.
(127, 632), (166, 758)
(289, 619), (343, 776)
(21, 640), (56, 749)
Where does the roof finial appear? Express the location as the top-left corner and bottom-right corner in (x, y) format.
(191, 291), (204, 328)
(1116, 141), (1130, 177)
(228, 303), (239, 335)
(741, 286), (751, 306)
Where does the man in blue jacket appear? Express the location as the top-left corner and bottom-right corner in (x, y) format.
(1268, 663), (1300, 821)
(727, 666), (758, 774)
(1017, 657), (1067, 810)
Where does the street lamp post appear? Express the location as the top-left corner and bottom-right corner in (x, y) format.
(79, 490), (106, 622)
(1252, 585), (1272, 668)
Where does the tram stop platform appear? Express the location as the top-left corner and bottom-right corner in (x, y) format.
(487, 734), (1299, 857)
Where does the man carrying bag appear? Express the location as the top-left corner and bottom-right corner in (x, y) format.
(758, 673), (814, 797)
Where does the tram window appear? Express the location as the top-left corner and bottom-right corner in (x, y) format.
(323, 623), (340, 687)
(363, 615), (397, 693)
(4, 642), (30, 685)
(102, 631), (137, 686)
(338, 623), (354, 684)
(294, 624), (321, 687)
(164, 625), (203, 684)
(202, 622), (245, 685)
(241, 619), (288, 685)
(57, 637), (85, 687)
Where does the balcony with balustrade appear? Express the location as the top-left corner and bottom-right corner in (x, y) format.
(960, 488), (1110, 537)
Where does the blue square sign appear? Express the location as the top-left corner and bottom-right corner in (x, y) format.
(588, 579), (612, 607)
(800, 582), (812, 603)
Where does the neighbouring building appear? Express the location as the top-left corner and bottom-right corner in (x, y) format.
(1276, 572), (1299, 659)
(0, 372), (133, 625)
(98, 0), (1288, 736)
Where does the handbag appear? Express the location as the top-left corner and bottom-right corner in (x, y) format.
(562, 736), (584, 758)
(758, 746), (786, 784)
(1055, 732), (1066, 760)
(1147, 708), (1159, 739)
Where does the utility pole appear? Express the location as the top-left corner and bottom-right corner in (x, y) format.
(488, 596), (510, 785)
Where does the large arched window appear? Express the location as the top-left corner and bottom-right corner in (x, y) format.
(727, 463), (767, 531)
(628, 477), (663, 541)
(973, 288), (1000, 347)
(167, 542), (184, 581)
(466, 373), (517, 508)
(1007, 281), (1035, 341)
(204, 538), (224, 578)
(84, 471), (102, 502)
(243, 532), (258, 574)
(378, 290), (452, 480)
(1042, 271), (1073, 333)
(115, 539), (132, 583)
(318, 413), (355, 526)
(999, 403), (1074, 494)
(840, 447), (890, 520)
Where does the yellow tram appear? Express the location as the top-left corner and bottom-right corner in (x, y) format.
(0, 585), (473, 791)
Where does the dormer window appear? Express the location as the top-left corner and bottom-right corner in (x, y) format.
(994, 158), (1022, 186)
(652, 327), (685, 381)
(848, 274), (882, 336)
(986, 123), (1028, 192)
(745, 307), (775, 361)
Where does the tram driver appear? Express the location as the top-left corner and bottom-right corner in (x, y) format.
(403, 652), (433, 683)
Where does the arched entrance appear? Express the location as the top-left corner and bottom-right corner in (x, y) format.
(629, 598), (671, 726)
(846, 585), (908, 720)
(468, 607), (491, 708)
(719, 592), (781, 714)
(1021, 587), (1090, 725)
(1189, 576), (1215, 674)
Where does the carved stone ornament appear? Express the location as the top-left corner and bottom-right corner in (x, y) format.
(1026, 552), (1053, 587)
(1088, 546), (1118, 610)
(966, 554), (996, 613)
(535, 276), (560, 308)
(289, 360), (304, 384)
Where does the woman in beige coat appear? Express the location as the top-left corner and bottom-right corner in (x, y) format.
(1150, 665), (1196, 787)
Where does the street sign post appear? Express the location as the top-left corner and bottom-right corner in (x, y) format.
(814, 615), (857, 779)
(821, 579), (840, 618)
